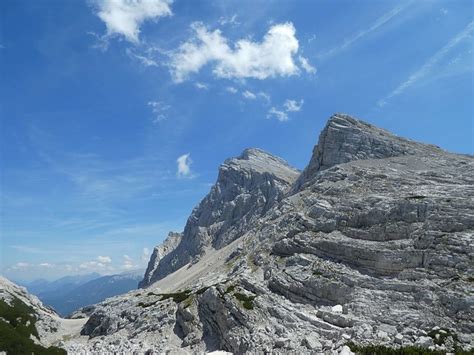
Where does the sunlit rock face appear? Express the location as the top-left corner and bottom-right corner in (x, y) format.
(68, 114), (473, 354)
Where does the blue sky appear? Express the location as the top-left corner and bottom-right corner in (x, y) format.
(1, 0), (473, 281)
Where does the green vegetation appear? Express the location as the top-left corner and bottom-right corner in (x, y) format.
(234, 292), (257, 310)
(427, 328), (458, 346)
(196, 286), (210, 295)
(405, 195), (426, 200)
(137, 301), (158, 308)
(0, 297), (66, 355)
(225, 285), (236, 294)
(346, 342), (445, 355)
(159, 290), (192, 303)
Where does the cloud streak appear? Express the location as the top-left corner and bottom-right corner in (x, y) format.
(378, 21), (474, 107)
(318, 3), (410, 60)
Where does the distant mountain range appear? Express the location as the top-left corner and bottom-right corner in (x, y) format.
(19, 270), (143, 316)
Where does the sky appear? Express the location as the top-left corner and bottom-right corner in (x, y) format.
(1, 0), (473, 281)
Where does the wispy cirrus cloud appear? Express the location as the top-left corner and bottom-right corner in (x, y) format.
(318, 3), (411, 60)
(148, 101), (171, 122)
(378, 21), (474, 107)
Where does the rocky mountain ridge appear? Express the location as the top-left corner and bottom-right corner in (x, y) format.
(2, 113), (472, 354)
(141, 147), (300, 287)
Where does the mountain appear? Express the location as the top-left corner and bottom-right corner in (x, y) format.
(22, 273), (100, 297)
(10, 114), (473, 354)
(0, 276), (85, 354)
(26, 271), (143, 317)
(140, 148), (300, 288)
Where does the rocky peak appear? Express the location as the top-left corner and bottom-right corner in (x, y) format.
(140, 148), (299, 287)
(294, 113), (440, 190)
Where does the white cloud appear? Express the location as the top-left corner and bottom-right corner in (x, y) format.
(38, 263), (54, 268)
(378, 20), (474, 107)
(94, 0), (173, 43)
(148, 101), (170, 123)
(10, 262), (30, 270)
(318, 3), (409, 60)
(122, 254), (135, 270)
(298, 56), (316, 74)
(218, 14), (240, 27)
(170, 22), (302, 82)
(242, 90), (257, 100)
(97, 255), (112, 264)
(268, 98), (304, 122)
(127, 48), (158, 67)
(195, 82), (209, 90)
(79, 260), (114, 272)
(267, 107), (288, 122)
(141, 247), (150, 262)
(226, 86), (238, 94)
(176, 153), (192, 178)
(284, 99), (304, 112)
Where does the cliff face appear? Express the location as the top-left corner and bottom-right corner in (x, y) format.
(294, 113), (439, 190)
(140, 148), (299, 287)
(72, 114), (474, 354)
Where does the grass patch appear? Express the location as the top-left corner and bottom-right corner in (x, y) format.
(234, 292), (256, 310)
(159, 290), (192, 303)
(405, 195), (426, 200)
(427, 328), (458, 346)
(196, 286), (210, 295)
(225, 285), (236, 294)
(346, 342), (445, 355)
(137, 301), (158, 308)
(0, 297), (66, 355)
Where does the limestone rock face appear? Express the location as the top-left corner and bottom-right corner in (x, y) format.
(0, 276), (86, 350)
(140, 148), (299, 287)
(66, 114), (473, 354)
(139, 232), (182, 288)
(294, 113), (440, 190)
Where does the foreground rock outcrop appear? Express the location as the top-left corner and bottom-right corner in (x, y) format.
(63, 113), (473, 354)
(0, 276), (86, 354)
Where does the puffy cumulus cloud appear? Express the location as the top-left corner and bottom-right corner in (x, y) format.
(241, 90), (270, 103)
(242, 90), (257, 100)
(267, 107), (288, 122)
(176, 153), (192, 178)
(94, 0), (173, 43)
(284, 99), (304, 112)
(268, 98), (304, 122)
(97, 255), (112, 264)
(122, 254), (136, 270)
(170, 22), (309, 82)
(79, 255), (114, 272)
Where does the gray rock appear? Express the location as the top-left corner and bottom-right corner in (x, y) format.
(56, 113), (473, 354)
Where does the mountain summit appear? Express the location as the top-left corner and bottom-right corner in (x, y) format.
(3, 114), (472, 354)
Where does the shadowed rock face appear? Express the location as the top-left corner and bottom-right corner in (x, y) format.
(140, 148), (300, 287)
(72, 114), (473, 355)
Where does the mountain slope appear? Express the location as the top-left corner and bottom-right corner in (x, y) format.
(40, 271), (142, 316)
(0, 276), (86, 354)
(140, 148), (300, 287)
(65, 114), (474, 354)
